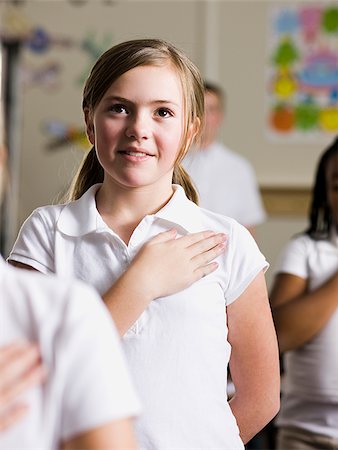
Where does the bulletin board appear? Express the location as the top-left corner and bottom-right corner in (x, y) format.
(266, 3), (338, 140)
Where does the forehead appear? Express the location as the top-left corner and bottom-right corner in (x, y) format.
(106, 64), (183, 102)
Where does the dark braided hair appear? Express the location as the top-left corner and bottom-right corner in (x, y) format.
(306, 136), (338, 240)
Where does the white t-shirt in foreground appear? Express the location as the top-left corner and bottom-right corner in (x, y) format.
(183, 142), (266, 227)
(9, 184), (268, 450)
(0, 257), (140, 450)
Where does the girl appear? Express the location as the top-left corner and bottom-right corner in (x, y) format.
(270, 138), (338, 450)
(9, 38), (280, 449)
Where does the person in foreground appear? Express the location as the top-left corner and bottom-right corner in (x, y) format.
(9, 38), (280, 449)
(0, 145), (140, 448)
(270, 137), (338, 450)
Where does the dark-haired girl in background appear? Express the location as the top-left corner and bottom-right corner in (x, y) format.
(270, 137), (338, 450)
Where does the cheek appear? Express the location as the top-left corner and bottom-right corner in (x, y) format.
(95, 120), (120, 146)
(158, 125), (183, 154)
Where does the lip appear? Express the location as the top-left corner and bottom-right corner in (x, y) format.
(118, 147), (155, 161)
(118, 147), (155, 156)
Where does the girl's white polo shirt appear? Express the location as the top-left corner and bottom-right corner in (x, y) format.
(9, 184), (268, 450)
(0, 257), (140, 449)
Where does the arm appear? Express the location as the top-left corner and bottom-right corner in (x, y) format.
(10, 228), (226, 336)
(103, 229), (226, 335)
(0, 342), (46, 431)
(227, 271), (280, 444)
(270, 270), (338, 353)
(62, 418), (137, 450)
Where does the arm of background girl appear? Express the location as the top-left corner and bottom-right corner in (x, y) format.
(270, 270), (338, 353)
(103, 229), (226, 336)
(227, 271), (280, 444)
(0, 342), (46, 431)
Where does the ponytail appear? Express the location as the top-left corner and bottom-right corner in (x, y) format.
(66, 147), (104, 201)
(173, 163), (199, 205)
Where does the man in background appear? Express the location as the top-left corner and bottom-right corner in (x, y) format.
(183, 81), (266, 236)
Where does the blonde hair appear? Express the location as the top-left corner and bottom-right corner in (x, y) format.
(68, 38), (204, 203)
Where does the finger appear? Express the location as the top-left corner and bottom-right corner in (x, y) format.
(192, 242), (226, 267)
(0, 342), (35, 367)
(193, 261), (219, 282)
(0, 403), (29, 431)
(0, 363), (46, 408)
(176, 230), (219, 247)
(188, 233), (227, 254)
(0, 344), (41, 388)
(147, 228), (177, 244)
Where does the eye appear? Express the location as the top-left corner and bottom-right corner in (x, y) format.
(156, 107), (173, 118)
(110, 104), (128, 114)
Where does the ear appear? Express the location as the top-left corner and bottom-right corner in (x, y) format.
(84, 107), (95, 145)
(186, 118), (201, 149)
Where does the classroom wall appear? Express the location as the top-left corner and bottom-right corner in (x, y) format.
(1, 0), (321, 283)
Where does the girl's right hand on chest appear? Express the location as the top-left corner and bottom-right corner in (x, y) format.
(130, 229), (227, 299)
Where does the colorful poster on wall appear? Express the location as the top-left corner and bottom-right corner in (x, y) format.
(266, 3), (338, 140)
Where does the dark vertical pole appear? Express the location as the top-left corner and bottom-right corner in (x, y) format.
(0, 38), (21, 256)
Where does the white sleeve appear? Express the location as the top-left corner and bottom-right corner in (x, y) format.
(224, 221), (269, 305)
(8, 209), (56, 274)
(273, 235), (309, 280)
(59, 281), (141, 441)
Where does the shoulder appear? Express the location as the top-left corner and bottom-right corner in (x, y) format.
(24, 203), (66, 230)
(3, 262), (110, 338)
(283, 233), (313, 255)
(198, 205), (237, 233)
(198, 206), (250, 238)
(196, 208), (268, 304)
(285, 233), (335, 257)
(274, 233), (313, 277)
(4, 261), (94, 306)
(198, 206), (264, 261)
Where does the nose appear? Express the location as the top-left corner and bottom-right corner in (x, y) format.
(125, 112), (151, 141)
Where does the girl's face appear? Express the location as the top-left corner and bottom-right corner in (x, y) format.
(326, 152), (338, 227)
(86, 64), (187, 192)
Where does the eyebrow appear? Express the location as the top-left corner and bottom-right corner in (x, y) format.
(103, 95), (180, 107)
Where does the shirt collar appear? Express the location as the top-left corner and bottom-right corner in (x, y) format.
(154, 185), (204, 233)
(57, 184), (105, 237)
(57, 183), (203, 237)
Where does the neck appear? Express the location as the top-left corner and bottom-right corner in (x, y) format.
(96, 179), (174, 244)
